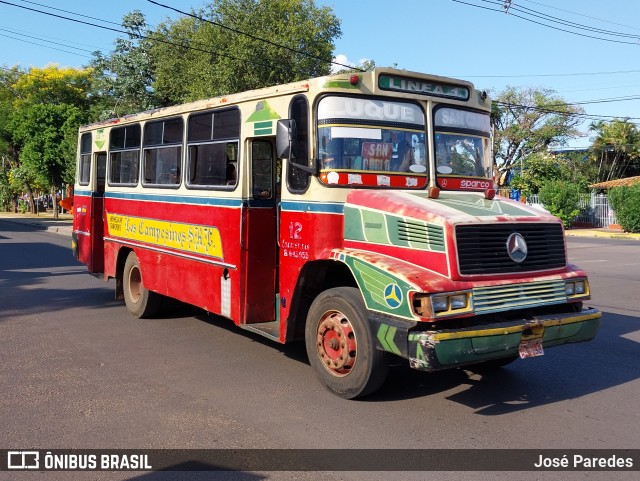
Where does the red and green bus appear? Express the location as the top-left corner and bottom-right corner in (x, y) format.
(72, 68), (601, 398)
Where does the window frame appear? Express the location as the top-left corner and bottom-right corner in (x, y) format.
(108, 124), (142, 187)
(78, 132), (92, 186)
(142, 117), (185, 189)
(185, 107), (241, 191)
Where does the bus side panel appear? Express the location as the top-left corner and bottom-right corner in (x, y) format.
(103, 195), (243, 322)
(277, 208), (345, 337)
(90, 195), (105, 273)
(73, 191), (94, 270)
(242, 207), (277, 323)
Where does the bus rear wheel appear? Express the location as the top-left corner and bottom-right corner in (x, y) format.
(305, 287), (388, 399)
(123, 251), (161, 319)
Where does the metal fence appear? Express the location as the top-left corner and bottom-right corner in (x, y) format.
(515, 192), (618, 227)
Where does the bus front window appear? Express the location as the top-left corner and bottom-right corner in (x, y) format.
(316, 96), (427, 185)
(433, 107), (492, 180)
(318, 126), (426, 174)
(435, 133), (490, 178)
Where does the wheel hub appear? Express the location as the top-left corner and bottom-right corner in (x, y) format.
(128, 266), (142, 303)
(316, 311), (357, 376)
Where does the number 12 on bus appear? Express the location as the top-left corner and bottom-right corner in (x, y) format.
(72, 68), (601, 399)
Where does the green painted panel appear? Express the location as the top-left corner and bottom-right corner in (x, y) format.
(361, 210), (389, 244)
(344, 256), (414, 319)
(387, 215), (445, 252)
(344, 206), (366, 241)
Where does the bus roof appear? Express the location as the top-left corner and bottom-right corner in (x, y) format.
(79, 67), (483, 132)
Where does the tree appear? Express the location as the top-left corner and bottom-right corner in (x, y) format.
(88, 11), (157, 120)
(608, 184), (640, 233)
(492, 86), (584, 183)
(588, 119), (640, 183)
(11, 103), (85, 216)
(149, 0), (342, 104)
(2, 65), (90, 215)
(0, 66), (35, 212)
(510, 150), (592, 196)
(538, 179), (581, 229)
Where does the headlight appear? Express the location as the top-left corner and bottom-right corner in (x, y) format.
(432, 295), (448, 313)
(412, 291), (473, 318)
(565, 279), (589, 298)
(450, 294), (468, 309)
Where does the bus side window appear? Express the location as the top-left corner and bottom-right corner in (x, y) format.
(78, 133), (92, 186)
(288, 96), (309, 192)
(108, 124), (141, 186)
(96, 153), (106, 193)
(186, 108), (240, 189)
(252, 140), (273, 199)
(142, 117), (183, 187)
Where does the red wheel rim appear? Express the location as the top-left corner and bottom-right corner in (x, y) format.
(315, 310), (357, 377)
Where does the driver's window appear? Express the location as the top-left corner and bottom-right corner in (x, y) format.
(252, 140), (273, 199)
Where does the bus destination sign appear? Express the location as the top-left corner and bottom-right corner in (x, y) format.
(378, 74), (469, 100)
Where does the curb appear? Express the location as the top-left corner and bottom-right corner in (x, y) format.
(0, 215), (73, 237)
(565, 229), (640, 241)
(3, 215), (640, 240)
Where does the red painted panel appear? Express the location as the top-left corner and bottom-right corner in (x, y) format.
(243, 206), (277, 323)
(102, 196), (243, 323)
(343, 239), (449, 276)
(72, 192), (93, 269)
(90, 196), (104, 273)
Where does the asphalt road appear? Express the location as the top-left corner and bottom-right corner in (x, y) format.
(1, 221), (638, 481)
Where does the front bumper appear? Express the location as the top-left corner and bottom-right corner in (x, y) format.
(371, 308), (601, 371)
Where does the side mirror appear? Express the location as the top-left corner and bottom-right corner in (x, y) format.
(276, 119), (296, 159)
(276, 119), (318, 176)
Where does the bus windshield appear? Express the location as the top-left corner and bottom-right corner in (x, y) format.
(316, 96), (427, 184)
(433, 107), (492, 179)
(434, 133), (490, 178)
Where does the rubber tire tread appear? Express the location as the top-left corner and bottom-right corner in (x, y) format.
(305, 287), (389, 399)
(122, 251), (162, 319)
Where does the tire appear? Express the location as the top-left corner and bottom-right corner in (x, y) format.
(305, 287), (389, 399)
(122, 251), (162, 319)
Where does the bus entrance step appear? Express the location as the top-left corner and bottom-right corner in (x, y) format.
(240, 321), (280, 342)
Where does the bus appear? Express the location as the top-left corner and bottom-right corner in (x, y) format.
(72, 68), (601, 399)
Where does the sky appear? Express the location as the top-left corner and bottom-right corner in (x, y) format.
(2, 0), (640, 148)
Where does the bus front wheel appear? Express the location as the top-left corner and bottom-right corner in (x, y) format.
(305, 287), (388, 399)
(123, 251), (161, 319)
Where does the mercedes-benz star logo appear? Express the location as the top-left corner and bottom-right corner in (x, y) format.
(506, 232), (528, 263)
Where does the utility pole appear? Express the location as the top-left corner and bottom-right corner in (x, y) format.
(502, 1), (512, 14)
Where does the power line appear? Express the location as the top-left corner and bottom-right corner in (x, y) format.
(0, 0), (277, 70)
(1, 0), (356, 75)
(145, 0), (361, 72)
(460, 68), (640, 79)
(13, 0), (123, 27)
(496, 0), (640, 40)
(493, 100), (640, 123)
(0, 24), (104, 50)
(452, 0), (640, 45)
(520, 0), (640, 32)
(0, 26), (97, 54)
(0, 32), (93, 58)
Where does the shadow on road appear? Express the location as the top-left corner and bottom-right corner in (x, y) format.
(4, 221), (638, 414)
(366, 311), (640, 413)
(126, 462), (266, 480)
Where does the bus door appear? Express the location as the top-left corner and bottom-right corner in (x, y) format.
(89, 152), (106, 273)
(242, 139), (279, 323)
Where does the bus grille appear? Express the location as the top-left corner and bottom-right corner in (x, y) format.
(473, 280), (567, 314)
(456, 223), (566, 275)
(396, 220), (445, 250)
